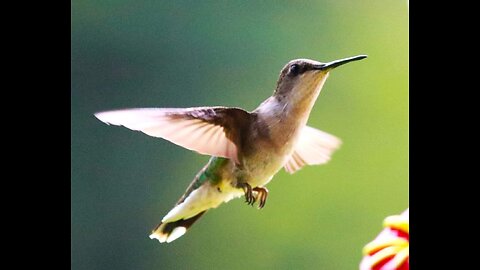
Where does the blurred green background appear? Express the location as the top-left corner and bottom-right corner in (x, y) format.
(72, 1), (408, 269)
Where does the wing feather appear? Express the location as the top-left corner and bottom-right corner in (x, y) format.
(95, 107), (251, 163)
(284, 126), (342, 174)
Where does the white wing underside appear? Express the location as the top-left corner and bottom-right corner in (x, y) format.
(284, 126), (342, 174)
(95, 108), (239, 163)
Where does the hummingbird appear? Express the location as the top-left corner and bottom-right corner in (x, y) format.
(95, 55), (367, 243)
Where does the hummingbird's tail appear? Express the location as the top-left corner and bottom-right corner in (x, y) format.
(149, 211), (207, 243)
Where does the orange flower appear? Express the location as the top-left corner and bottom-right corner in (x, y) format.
(360, 209), (409, 270)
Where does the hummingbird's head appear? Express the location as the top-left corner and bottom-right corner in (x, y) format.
(273, 55), (367, 105)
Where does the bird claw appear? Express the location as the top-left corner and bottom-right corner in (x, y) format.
(241, 183), (256, 206)
(253, 186), (268, 209)
(239, 183), (268, 209)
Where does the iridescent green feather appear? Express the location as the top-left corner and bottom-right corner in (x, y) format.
(178, 157), (229, 203)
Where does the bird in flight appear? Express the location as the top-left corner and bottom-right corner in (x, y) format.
(95, 55), (367, 243)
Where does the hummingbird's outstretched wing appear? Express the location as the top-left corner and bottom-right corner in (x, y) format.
(284, 126), (342, 174)
(94, 107), (251, 164)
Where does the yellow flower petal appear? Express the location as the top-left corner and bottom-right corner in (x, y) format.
(363, 238), (408, 255)
(369, 245), (404, 268)
(391, 246), (409, 268)
(383, 214), (409, 233)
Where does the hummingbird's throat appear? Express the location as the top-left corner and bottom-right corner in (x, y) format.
(287, 72), (329, 118)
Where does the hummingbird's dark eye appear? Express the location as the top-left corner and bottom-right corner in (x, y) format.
(289, 64), (300, 76)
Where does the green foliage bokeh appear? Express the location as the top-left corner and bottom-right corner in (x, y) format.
(72, 1), (408, 269)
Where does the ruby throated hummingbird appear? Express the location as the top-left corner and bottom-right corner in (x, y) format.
(95, 55), (367, 243)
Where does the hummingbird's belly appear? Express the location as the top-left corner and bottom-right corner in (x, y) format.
(240, 150), (291, 188)
(235, 123), (302, 188)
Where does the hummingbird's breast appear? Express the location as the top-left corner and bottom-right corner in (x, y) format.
(238, 147), (292, 188)
(234, 108), (305, 187)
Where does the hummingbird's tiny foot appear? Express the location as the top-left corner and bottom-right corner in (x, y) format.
(238, 183), (255, 205)
(253, 186), (268, 209)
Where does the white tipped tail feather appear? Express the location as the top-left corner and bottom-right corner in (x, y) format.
(150, 224), (188, 243)
(149, 184), (244, 243)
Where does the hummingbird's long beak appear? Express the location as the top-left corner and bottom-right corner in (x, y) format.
(314, 55), (367, 71)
